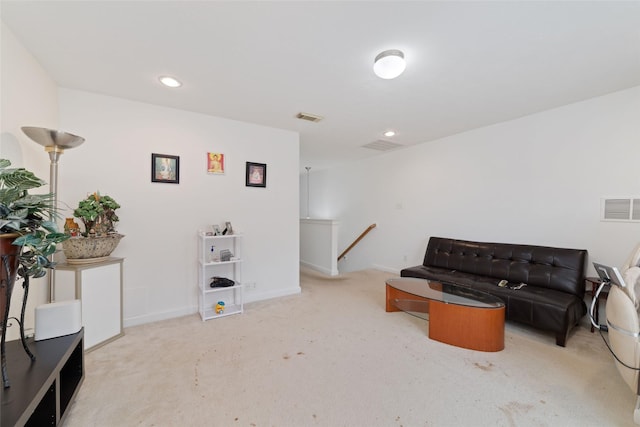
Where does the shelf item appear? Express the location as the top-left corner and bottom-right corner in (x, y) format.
(199, 259), (242, 267)
(198, 233), (243, 320)
(54, 257), (124, 351)
(1, 329), (84, 426)
(586, 276), (609, 333)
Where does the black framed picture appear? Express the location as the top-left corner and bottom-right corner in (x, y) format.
(246, 162), (267, 188)
(151, 153), (180, 184)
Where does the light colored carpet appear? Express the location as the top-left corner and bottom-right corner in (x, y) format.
(64, 268), (636, 426)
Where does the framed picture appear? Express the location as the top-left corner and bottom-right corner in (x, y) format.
(246, 162), (267, 188)
(207, 152), (225, 174)
(151, 153), (180, 184)
(224, 221), (233, 235)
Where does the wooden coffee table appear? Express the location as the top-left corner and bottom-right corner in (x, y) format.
(386, 277), (505, 352)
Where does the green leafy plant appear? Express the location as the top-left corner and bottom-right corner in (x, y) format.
(0, 159), (69, 279)
(73, 192), (120, 236)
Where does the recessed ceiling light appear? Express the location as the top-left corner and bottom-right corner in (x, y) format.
(159, 76), (182, 88)
(383, 130), (396, 137)
(373, 50), (406, 79)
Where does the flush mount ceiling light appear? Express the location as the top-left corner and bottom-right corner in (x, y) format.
(159, 76), (182, 88)
(373, 49), (406, 79)
(383, 130), (396, 137)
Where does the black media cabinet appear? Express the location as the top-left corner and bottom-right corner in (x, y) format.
(1, 329), (84, 426)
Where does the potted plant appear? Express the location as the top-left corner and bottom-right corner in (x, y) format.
(72, 192), (120, 236)
(0, 158), (69, 387)
(61, 192), (124, 262)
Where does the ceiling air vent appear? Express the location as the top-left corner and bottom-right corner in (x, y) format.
(601, 197), (640, 222)
(362, 140), (404, 152)
(295, 112), (323, 123)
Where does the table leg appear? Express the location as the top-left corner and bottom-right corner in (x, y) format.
(429, 300), (505, 352)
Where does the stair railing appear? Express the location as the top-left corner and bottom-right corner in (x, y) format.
(337, 223), (377, 262)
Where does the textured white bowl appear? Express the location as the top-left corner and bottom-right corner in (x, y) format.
(62, 234), (124, 262)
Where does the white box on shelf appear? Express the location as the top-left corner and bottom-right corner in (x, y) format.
(34, 300), (82, 341)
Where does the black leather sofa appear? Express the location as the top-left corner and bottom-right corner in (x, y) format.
(400, 237), (588, 347)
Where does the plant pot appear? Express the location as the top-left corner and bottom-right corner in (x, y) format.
(1, 234), (20, 319)
(1, 233), (21, 387)
(62, 234), (124, 264)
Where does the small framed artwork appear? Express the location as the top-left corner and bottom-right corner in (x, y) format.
(224, 221), (233, 235)
(207, 152), (225, 174)
(152, 153), (180, 184)
(246, 162), (267, 188)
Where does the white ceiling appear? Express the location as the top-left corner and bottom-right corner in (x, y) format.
(2, 1), (640, 172)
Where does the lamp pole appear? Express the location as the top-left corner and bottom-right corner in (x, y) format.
(22, 127), (85, 302)
(305, 166), (311, 219)
(44, 146), (63, 301)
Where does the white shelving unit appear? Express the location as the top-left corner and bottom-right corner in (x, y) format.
(197, 232), (243, 320)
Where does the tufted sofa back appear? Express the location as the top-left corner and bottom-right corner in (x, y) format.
(424, 237), (588, 297)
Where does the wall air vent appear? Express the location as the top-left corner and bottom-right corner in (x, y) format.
(295, 112), (323, 123)
(601, 197), (640, 222)
(362, 140), (404, 152)
(634, 199), (640, 221)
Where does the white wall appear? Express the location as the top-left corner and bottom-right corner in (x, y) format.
(302, 86), (640, 275)
(56, 89), (300, 327)
(0, 22), (59, 340)
(300, 218), (339, 276)
(3, 18), (300, 334)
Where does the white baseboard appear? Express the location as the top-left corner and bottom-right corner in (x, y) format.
(244, 286), (301, 304)
(123, 286), (302, 328)
(371, 264), (401, 275)
(124, 306), (195, 328)
(300, 260), (339, 276)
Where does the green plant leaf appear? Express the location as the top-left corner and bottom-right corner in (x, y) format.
(13, 234), (41, 246)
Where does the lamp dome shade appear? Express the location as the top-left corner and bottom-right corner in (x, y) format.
(21, 127), (85, 149)
(373, 50), (406, 79)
